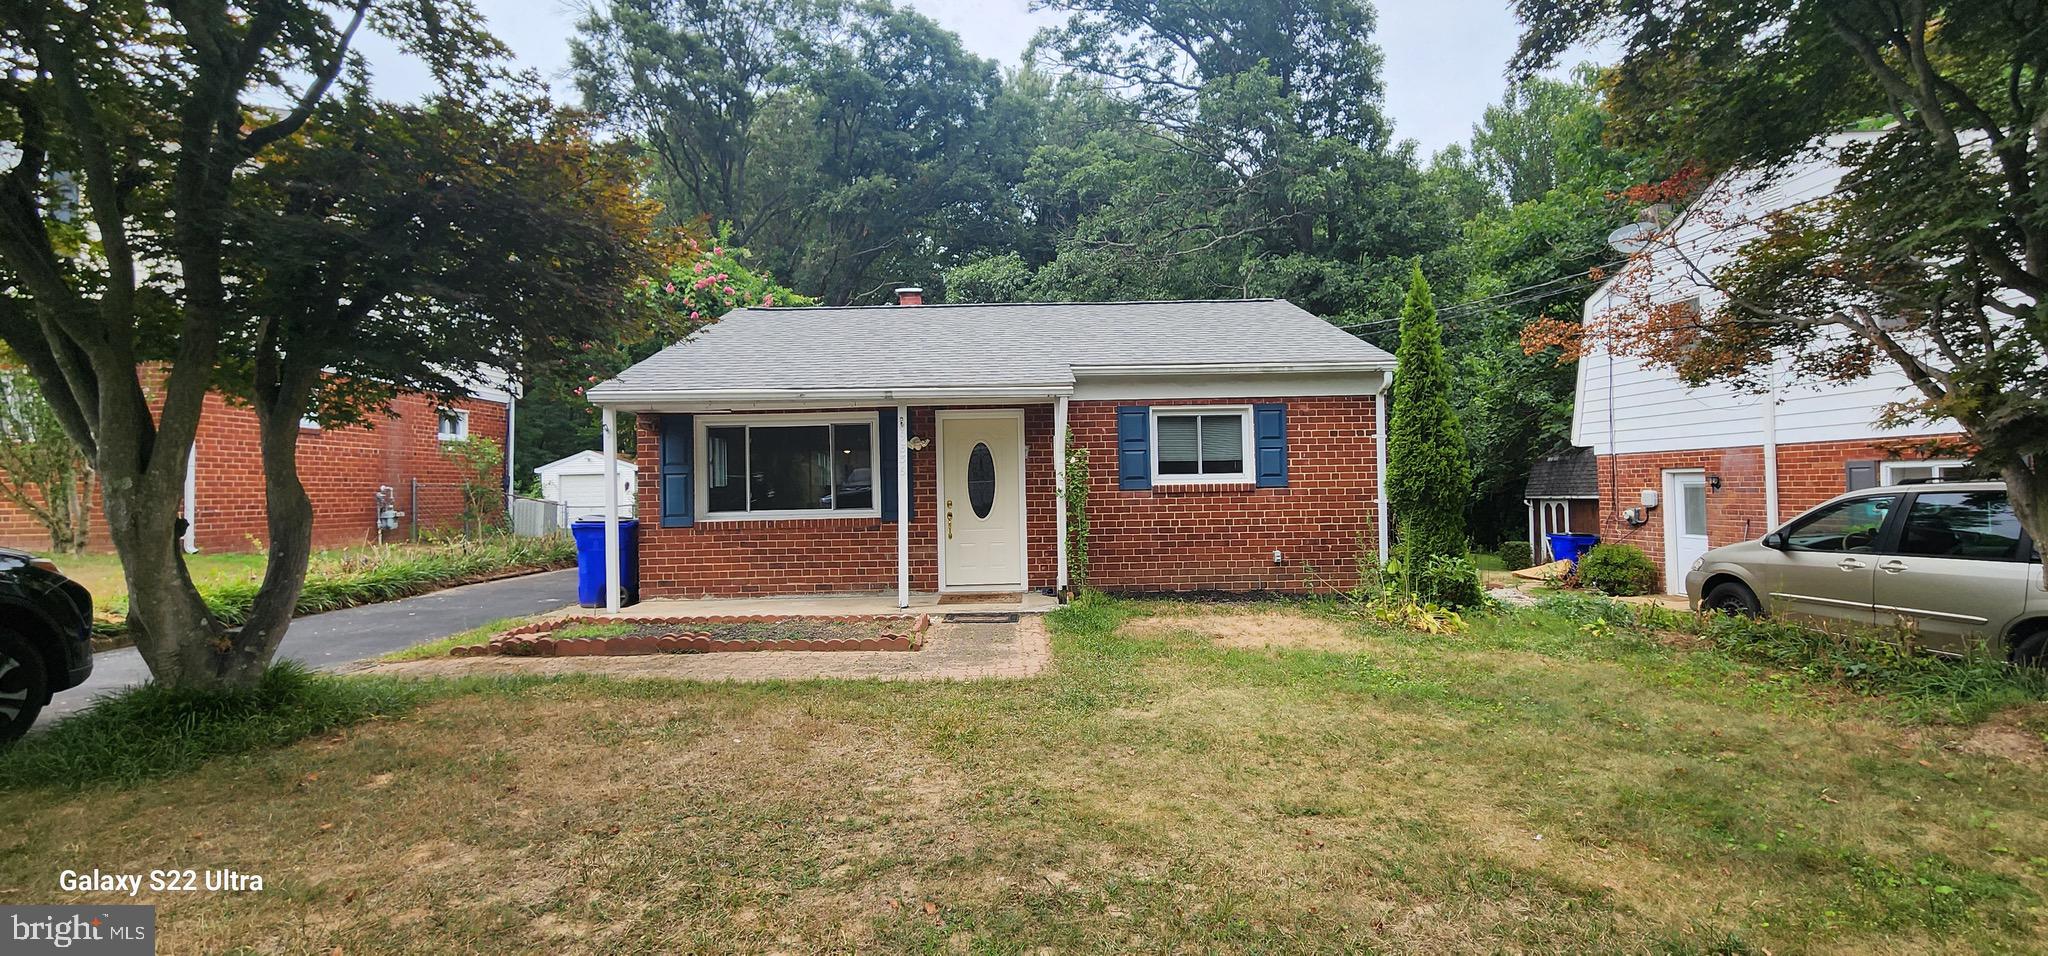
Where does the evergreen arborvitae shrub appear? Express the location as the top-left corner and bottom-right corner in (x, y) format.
(1498, 540), (1533, 571)
(1385, 264), (1472, 570)
(1577, 543), (1658, 596)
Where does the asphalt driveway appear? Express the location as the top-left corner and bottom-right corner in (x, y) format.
(35, 568), (579, 728)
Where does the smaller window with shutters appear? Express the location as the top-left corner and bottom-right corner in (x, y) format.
(1150, 406), (1253, 483)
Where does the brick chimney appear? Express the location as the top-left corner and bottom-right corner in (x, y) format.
(894, 286), (924, 306)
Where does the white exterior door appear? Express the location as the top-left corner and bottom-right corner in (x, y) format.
(1663, 470), (1709, 595)
(939, 411), (1025, 591)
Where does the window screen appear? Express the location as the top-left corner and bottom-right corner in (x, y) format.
(1155, 411), (1248, 478)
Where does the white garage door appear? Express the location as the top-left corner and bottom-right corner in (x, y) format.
(558, 473), (632, 519)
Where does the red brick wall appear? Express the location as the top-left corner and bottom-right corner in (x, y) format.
(632, 396), (1381, 598)
(635, 406), (1058, 597)
(1074, 396), (1378, 593)
(0, 388), (508, 553)
(1595, 433), (1964, 585)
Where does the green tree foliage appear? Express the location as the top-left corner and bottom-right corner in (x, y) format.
(0, 1), (661, 688)
(1386, 266), (1472, 567)
(514, 231), (812, 481)
(0, 366), (94, 553)
(1440, 69), (1649, 546)
(574, 0), (1023, 304)
(1514, 0), (2048, 579)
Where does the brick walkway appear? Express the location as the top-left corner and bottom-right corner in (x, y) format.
(362, 618), (1049, 683)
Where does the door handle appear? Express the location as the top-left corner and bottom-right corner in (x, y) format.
(1879, 559), (1908, 574)
(945, 498), (954, 540)
(1837, 558), (1867, 571)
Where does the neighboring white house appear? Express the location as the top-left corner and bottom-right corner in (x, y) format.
(535, 450), (637, 520)
(1569, 130), (1969, 594)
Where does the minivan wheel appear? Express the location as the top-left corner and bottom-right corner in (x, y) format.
(1702, 581), (1760, 617)
(0, 628), (50, 745)
(2009, 624), (2048, 669)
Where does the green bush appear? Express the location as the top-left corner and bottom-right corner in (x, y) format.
(1385, 265), (1472, 567)
(1411, 553), (1485, 609)
(1577, 543), (1657, 596)
(0, 664), (436, 789)
(1498, 540), (1533, 571)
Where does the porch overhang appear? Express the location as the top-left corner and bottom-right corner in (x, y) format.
(586, 384), (1074, 414)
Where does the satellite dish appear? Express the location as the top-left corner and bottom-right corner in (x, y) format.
(1606, 221), (1658, 254)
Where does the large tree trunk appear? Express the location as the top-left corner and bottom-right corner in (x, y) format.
(100, 445), (231, 687)
(219, 400), (317, 687)
(2001, 460), (2048, 591)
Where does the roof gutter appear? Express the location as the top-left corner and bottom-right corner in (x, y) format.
(586, 384), (1076, 409)
(1070, 361), (1394, 376)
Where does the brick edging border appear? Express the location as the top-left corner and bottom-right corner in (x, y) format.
(456, 613), (931, 658)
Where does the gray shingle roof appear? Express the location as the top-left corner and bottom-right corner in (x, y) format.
(589, 299), (1393, 400)
(1525, 447), (1599, 500)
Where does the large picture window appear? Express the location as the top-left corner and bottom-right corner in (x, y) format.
(1151, 407), (1251, 482)
(702, 416), (876, 517)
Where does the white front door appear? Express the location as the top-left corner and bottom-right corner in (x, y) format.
(938, 410), (1025, 590)
(1664, 470), (1710, 595)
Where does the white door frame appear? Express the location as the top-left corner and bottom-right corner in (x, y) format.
(1662, 469), (1707, 595)
(935, 408), (1028, 592)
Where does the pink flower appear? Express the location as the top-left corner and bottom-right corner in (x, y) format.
(695, 277), (714, 289)
(761, 295), (773, 306)
(712, 246), (724, 256)
(689, 310), (701, 320)
(663, 282), (676, 294)
(693, 262), (705, 274)
(722, 285), (735, 295)
(573, 386), (584, 396)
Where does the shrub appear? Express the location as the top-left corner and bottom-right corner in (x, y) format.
(0, 664), (435, 789)
(1498, 540), (1533, 571)
(1385, 265), (1471, 567)
(1577, 543), (1657, 596)
(206, 536), (574, 626)
(1410, 553), (1485, 609)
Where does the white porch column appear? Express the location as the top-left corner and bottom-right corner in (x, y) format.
(896, 403), (910, 609)
(1525, 500), (1536, 562)
(601, 404), (621, 615)
(1054, 396), (1069, 593)
(1375, 384), (1391, 560)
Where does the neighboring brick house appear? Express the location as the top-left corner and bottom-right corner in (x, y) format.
(585, 294), (1395, 606)
(1568, 132), (1969, 595)
(0, 377), (514, 553)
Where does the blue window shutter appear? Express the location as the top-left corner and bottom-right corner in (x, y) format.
(659, 414), (694, 528)
(1254, 403), (1288, 488)
(1116, 406), (1151, 490)
(879, 410), (899, 522)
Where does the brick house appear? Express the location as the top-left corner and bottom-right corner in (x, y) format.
(582, 294), (1395, 606)
(0, 377), (515, 553)
(1569, 132), (1969, 595)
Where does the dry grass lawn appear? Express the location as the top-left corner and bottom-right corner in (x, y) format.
(3, 598), (2046, 953)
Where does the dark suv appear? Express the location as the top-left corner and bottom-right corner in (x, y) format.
(1, 547), (94, 742)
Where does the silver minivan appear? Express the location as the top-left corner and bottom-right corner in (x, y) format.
(1684, 480), (2047, 664)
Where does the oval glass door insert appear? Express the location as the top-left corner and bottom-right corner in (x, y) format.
(967, 442), (996, 519)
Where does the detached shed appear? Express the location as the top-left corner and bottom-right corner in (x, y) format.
(1524, 446), (1599, 561)
(535, 451), (637, 520)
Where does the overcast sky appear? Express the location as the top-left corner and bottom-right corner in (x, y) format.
(354, 0), (1547, 157)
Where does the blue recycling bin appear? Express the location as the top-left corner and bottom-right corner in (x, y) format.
(572, 518), (640, 608)
(1546, 532), (1601, 566)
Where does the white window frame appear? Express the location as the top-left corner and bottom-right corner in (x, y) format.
(436, 408), (469, 441)
(1149, 405), (1255, 485)
(695, 411), (882, 521)
(1881, 458), (1970, 484)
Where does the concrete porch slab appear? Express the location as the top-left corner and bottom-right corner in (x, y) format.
(554, 590), (1061, 620)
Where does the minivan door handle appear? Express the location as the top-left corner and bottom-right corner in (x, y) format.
(1837, 558), (1867, 571)
(1878, 559), (1908, 574)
